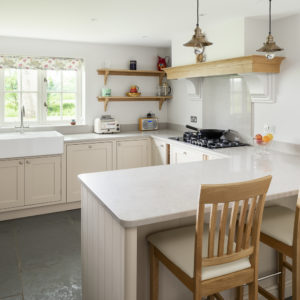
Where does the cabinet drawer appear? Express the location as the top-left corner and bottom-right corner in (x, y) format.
(170, 146), (203, 164)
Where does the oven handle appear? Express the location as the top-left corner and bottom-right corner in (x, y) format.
(186, 125), (199, 131)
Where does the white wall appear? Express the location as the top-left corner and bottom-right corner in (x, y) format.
(251, 15), (300, 144)
(0, 36), (170, 126)
(167, 78), (203, 128)
(171, 18), (245, 66)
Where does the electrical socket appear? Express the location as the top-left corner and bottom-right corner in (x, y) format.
(190, 116), (197, 123)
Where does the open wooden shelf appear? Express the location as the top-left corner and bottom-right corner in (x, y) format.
(163, 55), (285, 80)
(97, 96), (172, 111)
(97, 69), (166, 85)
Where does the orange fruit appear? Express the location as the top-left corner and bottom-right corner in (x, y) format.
(262, 135), (270, 143)
(267, 133), (273, 140)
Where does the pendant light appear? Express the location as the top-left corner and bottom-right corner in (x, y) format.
(183, 0), (212, 62)
(257, 0), (283, 59)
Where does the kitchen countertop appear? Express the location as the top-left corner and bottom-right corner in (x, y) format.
(78, 133), (300, 227)
(63, 130), (181, 143)
(63, 130), (228, 157)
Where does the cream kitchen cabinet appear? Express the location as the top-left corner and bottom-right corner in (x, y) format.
(0, 155), (62, 210)
(170, 145), (222, 164)
(66, 142), (113, 202)
(0, 159), (25, 210)
(152, 138), (168, 165)
(116, 139), (150, 170)
(25, 156), (61, 206)
(170, 145), (203, 164)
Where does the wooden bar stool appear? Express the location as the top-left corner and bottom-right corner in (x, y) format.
(147, 176), (272, 300)
(258, 193), (300, 300)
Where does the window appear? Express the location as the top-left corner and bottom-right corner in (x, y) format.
(3, 69), (39, 123)
(0, 56), (83, 126)
(46, 70), (79, 122)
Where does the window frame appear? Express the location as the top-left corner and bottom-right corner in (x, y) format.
(0, 68), (83, 127)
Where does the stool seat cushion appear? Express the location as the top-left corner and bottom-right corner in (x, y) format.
(147, 225), (251, 281)
(261, 205), (295, 246)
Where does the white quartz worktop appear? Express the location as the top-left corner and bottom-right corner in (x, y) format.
(63, 130), (181, 143)
(79, 142), (300, 228)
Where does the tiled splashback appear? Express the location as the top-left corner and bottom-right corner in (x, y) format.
(202, 76), (252, 143)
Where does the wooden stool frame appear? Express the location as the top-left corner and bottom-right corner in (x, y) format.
(149, 176), (272, 300)
(258, 193), (300, 300)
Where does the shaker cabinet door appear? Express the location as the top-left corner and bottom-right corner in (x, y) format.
(67, 142), (113, 203)
(0, 159), (24, 210)
(116, 139), (150, 170)
(24, 156), (61, 206)
(152, 138), (168, 166)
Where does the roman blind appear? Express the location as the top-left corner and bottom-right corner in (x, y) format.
(0, 56), (83, 71)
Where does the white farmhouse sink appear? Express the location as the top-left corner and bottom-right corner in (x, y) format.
(0, 131), (64, 159)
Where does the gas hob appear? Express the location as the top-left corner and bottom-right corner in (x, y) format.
(169, 131), (249, 150)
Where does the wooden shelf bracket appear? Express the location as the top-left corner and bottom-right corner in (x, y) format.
(159, 98), (166, 110)
(104, 98), (110, 111)
(104, 70), (109, 85)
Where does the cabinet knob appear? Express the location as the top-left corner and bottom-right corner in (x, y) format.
(26, 160), (30, 164)
(183, 152), (187, 155)
(160, 145), (164, 148)
(88, 145), (92, 149)
(19, 161), (23, 165)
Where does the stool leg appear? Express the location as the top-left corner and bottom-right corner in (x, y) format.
(248, 282), (258, 300)
(150, 244), (159, 300)
(236, 286), (244, 300)
(278, 253), (286, 300)
(292, 251), (300, 300)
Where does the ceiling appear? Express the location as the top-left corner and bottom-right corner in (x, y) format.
(0, 0), (299, 47)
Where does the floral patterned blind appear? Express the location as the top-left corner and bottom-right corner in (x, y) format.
(0, 56), (83, 71)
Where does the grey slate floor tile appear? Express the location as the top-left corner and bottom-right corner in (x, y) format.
(0, 295), (23, 300)
(0, 224), (22, 299)
(0, 209), (82, 300)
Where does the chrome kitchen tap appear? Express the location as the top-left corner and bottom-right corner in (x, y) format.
(16, 105), (29, 134)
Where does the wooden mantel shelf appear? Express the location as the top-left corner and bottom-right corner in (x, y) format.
(97, 96), (172, 111)
(163, 55), (285, 80)
(97, 69), (165, 85)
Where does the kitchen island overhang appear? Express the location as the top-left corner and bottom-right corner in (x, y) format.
(79, 147), (300, 300)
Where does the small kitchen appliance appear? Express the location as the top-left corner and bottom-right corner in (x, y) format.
(139, 114), (158, 131)
(94, 115), (120, 134)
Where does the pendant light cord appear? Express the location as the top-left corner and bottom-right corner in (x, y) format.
(269, 0), (272, 35)
(197, 0), (199, 26)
